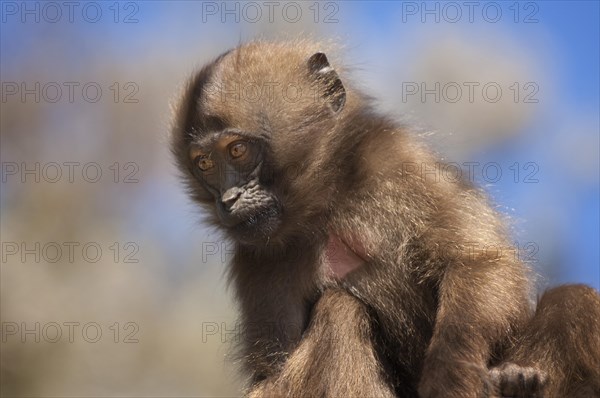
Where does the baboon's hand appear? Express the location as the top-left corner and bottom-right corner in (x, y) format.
(489, 362), (548, 398)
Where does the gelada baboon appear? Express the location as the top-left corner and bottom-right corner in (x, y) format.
(171, 40), (600, 397)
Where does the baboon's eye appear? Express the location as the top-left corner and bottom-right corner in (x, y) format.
(228, 141), (248, 159)
(197, 157), (214, 171)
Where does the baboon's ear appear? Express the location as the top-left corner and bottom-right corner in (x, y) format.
(307, 52), (346, 113)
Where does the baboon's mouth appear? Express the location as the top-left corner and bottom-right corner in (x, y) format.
(225, 205), (282, 243)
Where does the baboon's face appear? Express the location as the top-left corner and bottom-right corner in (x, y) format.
(187, 122), (282, 243)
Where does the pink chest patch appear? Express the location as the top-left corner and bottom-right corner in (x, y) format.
(324, 233), (368, 279)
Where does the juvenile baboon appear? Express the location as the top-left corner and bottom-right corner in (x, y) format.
(171, 40), (600, 397)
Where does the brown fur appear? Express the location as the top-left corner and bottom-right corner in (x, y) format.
(171, 39), (600, 397)
(248, 289), (396, 398)
(504, 284), (600, 397)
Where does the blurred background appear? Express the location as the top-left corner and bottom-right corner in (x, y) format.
(1, 1), (598, 396)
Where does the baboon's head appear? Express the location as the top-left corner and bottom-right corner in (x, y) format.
(171, 40), (350, 244)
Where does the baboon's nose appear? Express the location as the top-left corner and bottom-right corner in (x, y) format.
(221, 187), (242, 211)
